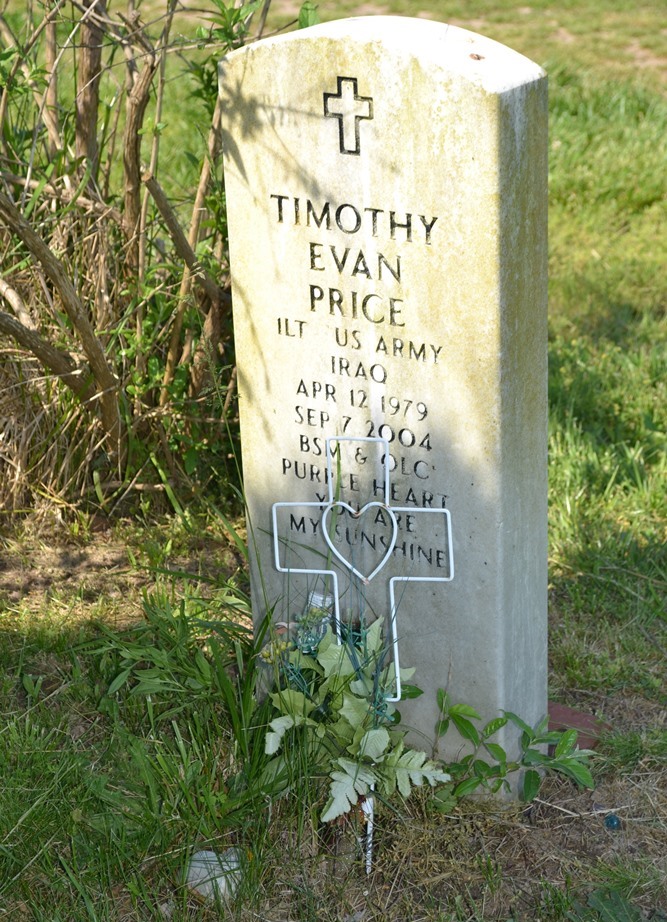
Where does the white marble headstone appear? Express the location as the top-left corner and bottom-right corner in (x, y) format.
(220, 16), (548, 762)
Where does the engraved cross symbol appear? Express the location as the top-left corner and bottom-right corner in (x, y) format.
(272, 437), (454, 701)
(323, 76), (374, 156)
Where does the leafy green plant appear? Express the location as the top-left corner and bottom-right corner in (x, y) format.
(262, 619), (450, 822)
(84, 584), (285, 855)
(567, 887), (649, 922)
(196, 0), (263, 49)
(433, 690), (595, 810)
(259, 615), (596, 826)
(91, 586), (253, 726)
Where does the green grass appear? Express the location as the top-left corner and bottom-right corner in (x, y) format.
(545, 66), (666, 704)
(1, 0), (666, 917)
(275, 0), (667, 89)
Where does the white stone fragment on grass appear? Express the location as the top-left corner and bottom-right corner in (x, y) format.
(185, 848), (242, 903)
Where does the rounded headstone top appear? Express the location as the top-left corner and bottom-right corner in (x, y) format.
(225, 16), (546, 94)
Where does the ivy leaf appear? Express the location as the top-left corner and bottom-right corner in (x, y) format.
(436, 717), (450, 738)
(449, 703), (482, 720)
(349, 677), (371, 698)
(340, 693), (371, 730)
(432, 786), (458, 813)
(552, 757), (594, 788)
(270, 688), (314, 718)
(452, 776), (482, 798)
(482, 717), (508, 738)
(384, 739), (405, 767)
(451, 713), (480, 747)
(378, 661), (414, 695)
(364, 617), (384, 656)
(471, 758), (494, 779)
(288, 649), (322, 674)
(522, 748), (550, 766)
(483, 742), (507, 763)
(393, 749), (450, 797)
(504, 710), (535, 740)
(328, 715), (356, 745)
(317, 639), (357, 678)
(400, 684), (423, 699)
(265, 712), (319, 755)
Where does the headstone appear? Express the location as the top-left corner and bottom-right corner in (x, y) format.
(219, 16), (548, 763)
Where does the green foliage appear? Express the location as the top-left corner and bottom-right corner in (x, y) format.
(263, 621), (450, 823)
(1, 1), (666, 914)
(196, 0), (262, 48)
(597, 728), (667, 775)
(546, 64), (667, 705)
(90, 586), (253, 727)
(567, 887), (648, 922)
(262, 622), (595, 824)
(0, 0), (247, 515)
(432, 691), (594, 810)
(298, 1), (321, 28)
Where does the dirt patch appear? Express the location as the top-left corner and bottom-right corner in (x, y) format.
(255, 769), (667, 921)
(0, 541), (135, 605)
(554, 26), (576, 44)
(0, 523), (243, 630)
(627, 39), (667, 71)
(0, 533), (150, 632)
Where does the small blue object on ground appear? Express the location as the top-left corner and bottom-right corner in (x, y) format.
(604, 814), (622, 830)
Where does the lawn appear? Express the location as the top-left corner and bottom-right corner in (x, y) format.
(0, 0), (665, 918)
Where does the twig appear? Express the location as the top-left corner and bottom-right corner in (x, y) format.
(75, 0), (106, 182)
(0, 190), (124, 460)
(222, 365), (238, 417)
(159, 91), (227, 405)
(141, 171), (227, 309)
(0, 309), (91, 400)
(0, 3), (68, 157)
(532, 798), (631, 819)
(0, 276), (37, 330)
(138, 0), (175, 284)
(123, 46), (157, 270)
(1, 172), (122, 221)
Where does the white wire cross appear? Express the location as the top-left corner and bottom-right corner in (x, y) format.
(272, 436), (454, 703)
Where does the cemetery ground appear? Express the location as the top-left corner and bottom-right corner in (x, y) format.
(0, 498), (665, 920)
(1, 0), (666, 919)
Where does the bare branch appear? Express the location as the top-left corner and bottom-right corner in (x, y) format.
(138, 0), (175, 282)
(122, 60), (156, 269)
(2, 173), (122, 222)
(159, 94), (226, 405)
(45, 8), (59, 158)
(141, 171), (227, 308)
(0, 276), (37, 330)
(76, 0), (107, 183)
(0, 13), (65, 156)
(189, 302), (222, 398)
(0, 309), (92, 400)
(0, 190), (124, 459)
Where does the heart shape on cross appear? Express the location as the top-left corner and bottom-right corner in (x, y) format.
(321, 501), (398, 583)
